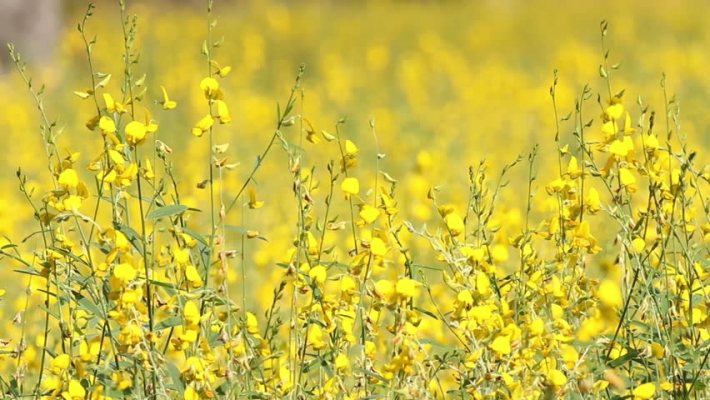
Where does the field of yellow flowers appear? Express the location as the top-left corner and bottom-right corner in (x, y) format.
(2, 0), (710, 398)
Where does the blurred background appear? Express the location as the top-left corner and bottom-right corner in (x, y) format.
(0, 0), (709, 297)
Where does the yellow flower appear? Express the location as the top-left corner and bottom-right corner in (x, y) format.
(547, 369), (567, 387)
(309, 265), (327, 286)
(586, 187), (601, 214)
(596, 279), (623, 309)
(395, 277), (420, 300)
(184, 386), (199, 400)
(370, 237), (387, 257)
(200, 77), (220, 98)
(609, 139), (628, 157)
(183, 300), (201, 326)
(248, 186), (264, 209)
(359, 204), (380, 224)
(345, 139), (359, 156)
(375, 279), (396, 303)
(489, 334), (511, 355)
(61, 379), (86, 400)
(50, 354), (71, 375)
(160, 85), (177, 110)
(445, 212), (465, 236)
(619, 167), (637, 193)
(215, 100), (231, 123)
(125, 121), (147, 146)
(341, 177), (360, 199)
(307, 324), (327, 350)
(644, 133), (659, 151)
(605, 97), (624, 120)
(633, 382), (656, 400)
(210, 60), (232, 77)
(99, 116), (116, 134)
(113, 263), (137, 283)
(104, 93), (116, 112)
(58, 168), (79, 189)
(191, 114), (214, 137)
(567, 156), (582, 178)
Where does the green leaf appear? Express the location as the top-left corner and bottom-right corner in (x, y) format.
(71, 289), (105, 320)
(353, 367), (389, 383)
(146, 204), (189, 220)
(413, 307), (438, 320)
(13, 267), (42, 277)
(608, 348), (639, 367)
(181, 227), (209, 248)
(155, 316), (183, 331)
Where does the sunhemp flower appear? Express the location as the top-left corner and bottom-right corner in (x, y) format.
(62, 379), (86, 400)
(58, 168), (79, 189)
(358, 204), (380, 224)
(344, 139), (359, 156)
(248, 186), (264, 209)
(445, 212), (465, 236)
(215, 100), (231, 123)
(200, 77), (220, 99)
(160, 85), (177, 109)
(341, 177), (360, 199)
(210, 60), (232, 77)
(191, 114), (214, 137)
(124, 121), (147, 146)
(103, 93), (125, 113)
(99, 116), (116, 134)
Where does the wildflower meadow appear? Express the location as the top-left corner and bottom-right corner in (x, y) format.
(2, 0), (710, 398)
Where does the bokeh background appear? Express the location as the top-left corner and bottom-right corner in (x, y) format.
(1, 0), (710, 352)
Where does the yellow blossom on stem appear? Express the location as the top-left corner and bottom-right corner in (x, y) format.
(619, 167), (637, 193)
(191, 114), (214, 137)
(586, 187), (601, 214)
(445, 212), (465, 236)
(215, 99), (231, 123)
(370, 237), (387, 257)
(200, 77), (220, 99)
(58, 168), (79, 189)
(605, 97), (624, 120)
(395, 277), (421, 300)
(309, 265), (327, 286)
(61, 379), (86, 400)
(341, 177), (360, 199)
(99, 116), (116, 134)
(249, 186), (264, 209)
(160, 85), (177, 109)
(210, 60), (232, 77)
(359, 204), (380, 224)
(184, 300), (201, 326)
(125, 121), (147, 146)
(50, 354), (71, 375)
(345, 139), (359, 156)
(633, 382), (656, 400)
(489, 333), (511, 356)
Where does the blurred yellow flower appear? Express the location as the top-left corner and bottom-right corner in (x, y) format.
(160, 85), (177, 110)
(248, 186), (264, 209)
